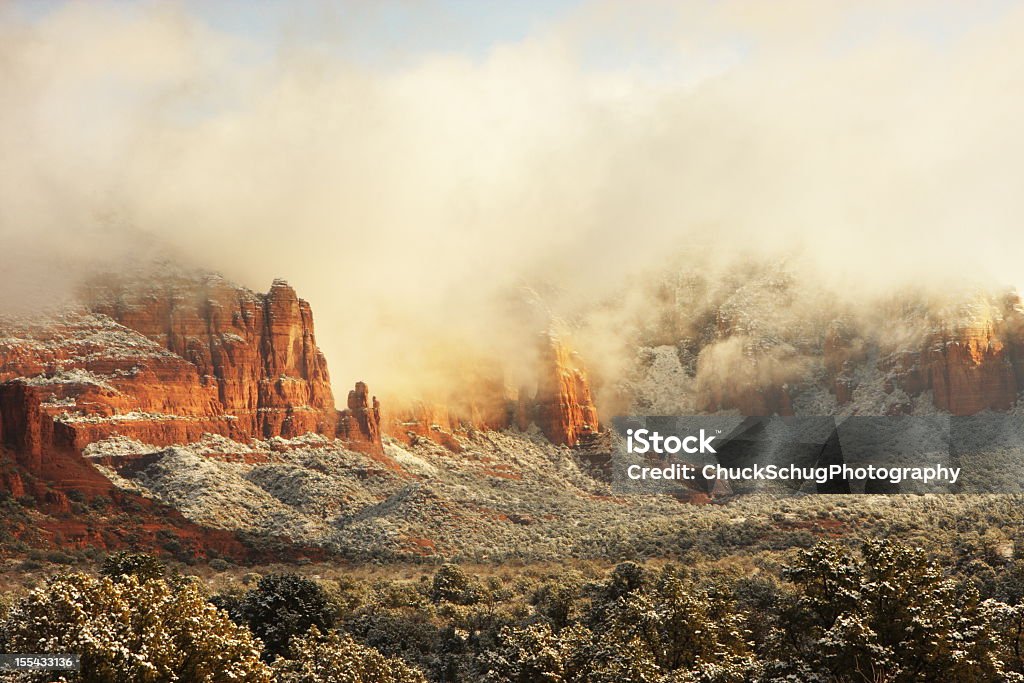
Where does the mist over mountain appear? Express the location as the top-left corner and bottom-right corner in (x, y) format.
(8, 4), (1024, 682)
(4, 0), (1024, 409)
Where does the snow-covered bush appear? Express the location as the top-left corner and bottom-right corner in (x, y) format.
(771, 539), (1011, 681)
(0, 573), (270, 682)
(273, 627), (427, 683)
(232, 573), (336, 660)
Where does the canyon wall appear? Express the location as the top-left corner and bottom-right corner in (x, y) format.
(836, 297), (1022, 416)
(84, 274), (337, 439)
(382, 334), (601, 448)
(532, 335), (601, 446)
(0, 273), (389, 478)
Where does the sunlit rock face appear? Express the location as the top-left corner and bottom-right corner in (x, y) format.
(867, 297), (1019, 416)
(532, 335), (600, 447)
(381, 334), (600, 449)
(84, 273), (337, 440)
(0, 308), (241, 466)
(926, 316), (1017, 416)
(338, 381), (384, 457)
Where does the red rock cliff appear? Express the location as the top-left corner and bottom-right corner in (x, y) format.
(532, 335), (600, 446)
(383, 335), (600, 448)
(84, 273), (336, 439)
(338, 381), (383, 456)
(0, 271), (373, 560)
(0, 310), (241, 453)
(925, 315), (1017, 415)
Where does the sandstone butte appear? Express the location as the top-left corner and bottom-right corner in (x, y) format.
(0, 271), (603, 519)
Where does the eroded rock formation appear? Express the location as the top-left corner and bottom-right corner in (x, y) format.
(926, 318), (1017, 415)
(532, 335), (600, 446)
(0, 270), (393, 476)
(382, 334), (600, 448)
(84, 274), (336, 439)
(835, 297), (1020, 416)
(338, 381), (384, 456)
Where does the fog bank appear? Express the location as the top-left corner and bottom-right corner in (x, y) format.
(3, 0), (1024, 401)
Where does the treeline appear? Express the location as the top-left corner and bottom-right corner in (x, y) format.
(4, 539), (1024, 681)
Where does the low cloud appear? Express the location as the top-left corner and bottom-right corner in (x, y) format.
(2, 0), (1023, 405)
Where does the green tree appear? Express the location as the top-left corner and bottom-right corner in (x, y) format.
(484, 622), (594, 683)
(431, 564), (481, 606)
(590, 568), (754, 682)
(236, 573), (336, 660)
(99, 551), (167, 583)
(532, 574), (585, 632)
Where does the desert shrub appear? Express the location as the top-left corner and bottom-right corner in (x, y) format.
(483, 622), (586, 682)
(273, 626), (427, 682)
(531, 572), (586, 631)
(208, 558), (230, 572)
(771, 539), (1008, 682)
(374, 578), (432, 610)
(345, 607), (442, 674)
(209, 590), (244, 619)
(586, 568), (755, 682)
(0, 572), (269, 682)
(587, 561), (649, 627)
(431, 564), (481, 605)
(601, 562), (647, 599)
(324, 576), (371, 619)
(45, 550), (77, 565)
(88, 494), (110, 511)
(729, 572), (788, 647)
(984, 599), (1024, 677)
(987, 557), (1024, 605)
(236, 573), (336, 660)
(100, 551), (167, 583)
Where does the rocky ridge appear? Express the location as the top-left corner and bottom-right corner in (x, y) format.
(0, 269), (603, 559)
(10, 262), (1024, 562)
(83, 273), (339, 441)
(622, 264), (1024, 419)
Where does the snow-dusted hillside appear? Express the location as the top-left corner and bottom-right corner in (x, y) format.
(91, 429), (700, 562)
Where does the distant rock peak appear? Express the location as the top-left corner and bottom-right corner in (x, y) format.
(382, 334), (601, 449)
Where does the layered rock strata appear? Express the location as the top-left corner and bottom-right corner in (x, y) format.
(84, 274), (336, 439)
